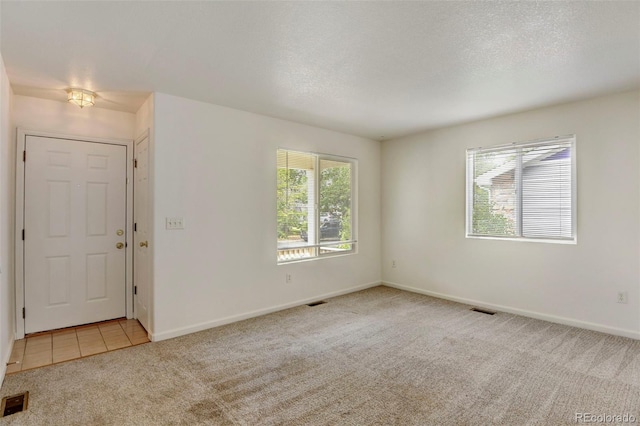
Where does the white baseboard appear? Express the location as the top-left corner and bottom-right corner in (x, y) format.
(383, 281), (640, 340)
(0, 336), (15, 388)
(150, 281), (382, 342)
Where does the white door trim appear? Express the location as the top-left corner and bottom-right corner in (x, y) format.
(133, 128), (151, 332)
(15, 128), (134, 339)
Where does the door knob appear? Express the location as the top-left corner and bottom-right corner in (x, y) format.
(116, 242), (124, 249)
(139, 241), (148, 247)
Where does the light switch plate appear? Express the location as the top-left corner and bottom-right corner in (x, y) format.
(166, 217), (185, 230)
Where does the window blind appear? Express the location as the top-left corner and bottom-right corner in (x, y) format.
(467, 136), (575, 242)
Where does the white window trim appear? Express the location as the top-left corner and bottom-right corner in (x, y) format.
(465, 135), (577, 244)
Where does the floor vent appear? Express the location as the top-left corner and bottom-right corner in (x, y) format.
(1, 392), (29, 417)
(307, 301), (327, 307)
(471, 307), (495, 315)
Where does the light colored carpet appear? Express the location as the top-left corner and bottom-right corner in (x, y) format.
(1, 286), (639, 425)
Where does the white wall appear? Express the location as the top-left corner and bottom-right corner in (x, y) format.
(13, 95), (135, 141)
(0, 53), (15, 385)
(151, 92), (381, 340)
(382, 90), (640, 338)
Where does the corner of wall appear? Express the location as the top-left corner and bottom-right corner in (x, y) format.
(0, 52), (17, 388)
(148, 94), (155, 337)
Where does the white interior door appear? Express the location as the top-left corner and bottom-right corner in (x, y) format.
(24, 136), (127, 334)
(134, 135), (150, 331)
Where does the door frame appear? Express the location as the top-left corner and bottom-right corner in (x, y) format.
(133, 129), (151, 332)
(15, 128), (134, 339)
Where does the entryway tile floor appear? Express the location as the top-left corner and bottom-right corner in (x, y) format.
(5, 319), (150, 374)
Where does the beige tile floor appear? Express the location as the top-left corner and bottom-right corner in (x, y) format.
(6, 319), (149, 374)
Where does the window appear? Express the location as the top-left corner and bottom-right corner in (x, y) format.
(466, 135), (575, 242)
(277, 149), (356, 262)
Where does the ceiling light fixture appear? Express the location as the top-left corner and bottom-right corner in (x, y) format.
(66, 88), (96, 108)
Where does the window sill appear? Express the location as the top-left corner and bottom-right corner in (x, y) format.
(466, 235), (576, 245)
(277, 250), (356, 265)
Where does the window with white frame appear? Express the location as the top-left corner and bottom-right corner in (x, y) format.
(277, 149), (356, 262)
(466, 135), (575, 242)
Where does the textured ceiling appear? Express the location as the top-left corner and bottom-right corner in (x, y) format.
(1, 1), (639, 139)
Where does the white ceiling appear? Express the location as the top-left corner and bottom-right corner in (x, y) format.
(1, 1), (639, 140)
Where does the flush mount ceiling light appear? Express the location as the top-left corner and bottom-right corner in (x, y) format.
(66, 88), (96, 108)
